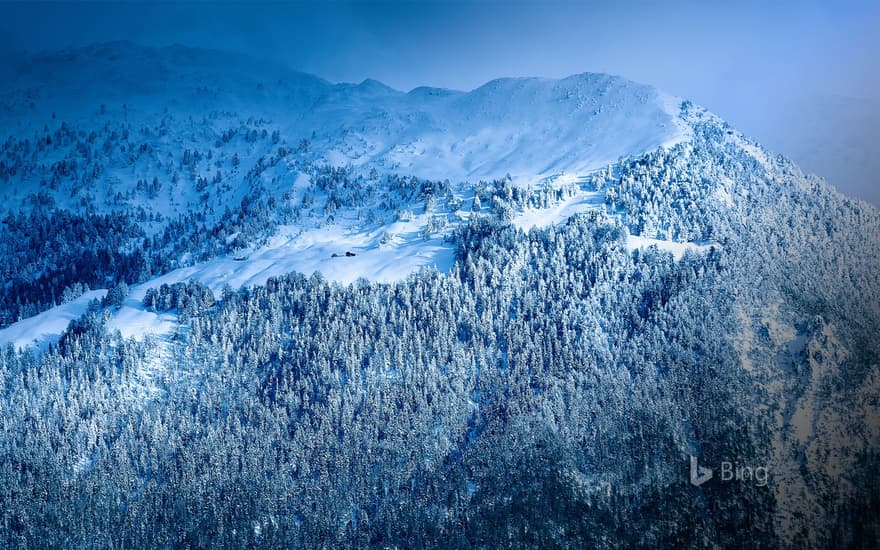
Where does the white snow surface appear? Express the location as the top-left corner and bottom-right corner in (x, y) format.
(512, 189), (605, 230)
(135, 222), (457, 293)
(1, 42), (690, 186)
(0, 290), (106, 351)
(625, 235), (715, 260)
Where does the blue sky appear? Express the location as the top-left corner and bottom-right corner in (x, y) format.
(1, 1), (878, 203)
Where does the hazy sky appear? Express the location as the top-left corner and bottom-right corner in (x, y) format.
(2, 0), (878, 203)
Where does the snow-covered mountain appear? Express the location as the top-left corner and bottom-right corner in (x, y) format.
(0, 42), (696, 341)
(2, 42), (687, 183)
(1, 43), (878, 548)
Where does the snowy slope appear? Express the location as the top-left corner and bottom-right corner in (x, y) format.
(0, 42), (706, 350)
(625, 234), (716, 260)
(0, 42), (688, 191)
(0, 290), (106, 351)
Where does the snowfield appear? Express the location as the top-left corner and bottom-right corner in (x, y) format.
(0, 289), (106, 351)
(625, 234), (716, 261)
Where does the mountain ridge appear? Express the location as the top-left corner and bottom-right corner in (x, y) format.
(0, 41), (688, 184)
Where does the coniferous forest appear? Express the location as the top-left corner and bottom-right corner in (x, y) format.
(0, 43), (878, 549)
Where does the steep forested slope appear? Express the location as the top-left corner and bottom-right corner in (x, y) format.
(0, 43), (878, 548)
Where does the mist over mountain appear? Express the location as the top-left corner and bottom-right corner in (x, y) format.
(0, 43), (878, 548)
(735, 94), (880, 206)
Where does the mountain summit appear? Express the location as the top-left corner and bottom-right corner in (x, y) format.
(2, 42), (687, 181)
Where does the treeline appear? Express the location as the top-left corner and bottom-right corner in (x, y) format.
(0, 185), (277, 328)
